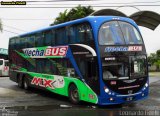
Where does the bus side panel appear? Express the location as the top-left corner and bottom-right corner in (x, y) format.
(47, 77), (98, 104)
(9, 70), (18, 82)
(25, 72), (98, 104)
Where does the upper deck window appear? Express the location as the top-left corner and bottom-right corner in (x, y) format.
(99, 21), (124, 45)
(119, 22), (143, 44)
(99, 21), (143, 45)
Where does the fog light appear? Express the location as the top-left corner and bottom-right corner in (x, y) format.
(109, 97), (114, 101)
(142, 93), (144, 96)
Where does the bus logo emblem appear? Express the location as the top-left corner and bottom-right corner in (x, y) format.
(45, 46), (68, 56)
(23, 46), (68, 58)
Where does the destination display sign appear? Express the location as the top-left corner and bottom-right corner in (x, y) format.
(104, 46), (142, 52)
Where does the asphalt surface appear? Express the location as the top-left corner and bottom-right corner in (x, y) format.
(0, 76), (160, 116)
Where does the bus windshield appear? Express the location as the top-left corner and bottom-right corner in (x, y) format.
(130, 55), (147, 78)
(99, 21), (143, 45)
(102, 56), (129, 80)
(102, 55), (147, 80)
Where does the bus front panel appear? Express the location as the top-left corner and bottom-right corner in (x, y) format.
(98, 20), (149, 105)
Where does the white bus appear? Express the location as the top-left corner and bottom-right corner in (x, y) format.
(0, 59), (9, 76)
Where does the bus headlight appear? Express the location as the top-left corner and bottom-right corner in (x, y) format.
(104, 87), (109, 93)
(145, 83), (148, 87)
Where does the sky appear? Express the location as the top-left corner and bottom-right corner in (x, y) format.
(0, 0), (159, 54)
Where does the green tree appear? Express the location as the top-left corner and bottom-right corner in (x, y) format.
(154, 60), (160, 71)
(148, 53), (157, 65)
(156, 49), (160, 58)
(51, 5), (94, 25)
(155, 49), (160, 70)
(53, 10), (69, 25)
(148, 49), (160, 71)
(68, 5), (94, 21)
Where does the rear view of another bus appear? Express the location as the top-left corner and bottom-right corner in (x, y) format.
(0, 59), (9, 77)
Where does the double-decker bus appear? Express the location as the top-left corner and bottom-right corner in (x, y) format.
(9, 16), (149, 105)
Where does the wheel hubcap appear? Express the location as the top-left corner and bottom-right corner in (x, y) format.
(71, 89), (78, 100)
(24, 81), (27, 89)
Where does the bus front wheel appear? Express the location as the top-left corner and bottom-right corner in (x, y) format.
(69, 84), (79, 104)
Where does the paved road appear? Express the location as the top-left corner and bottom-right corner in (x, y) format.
(0, 77), (159, 116)
(149, 76), (160, 84)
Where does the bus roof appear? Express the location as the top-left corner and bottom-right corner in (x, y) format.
(10, 16), (135, 39)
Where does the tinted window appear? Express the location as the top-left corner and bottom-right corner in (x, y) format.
(130, 55), (147, 78)
(51, 59), (77, 77)
(27, 59), (36, 72)
(36, 59), (44, 73)
(76, 58), (99, 80)
(68, 23), (93, 44)
(5, 61), (9, 66)
(76, 23), (93, 43)
(102, 56), (129, 80)
(20, 37), (27, 49)
(27, 36), (35, 48)
(15, 37), (20, 49)
(35, 32), (44, 47)
(9, 39), (15, 49)
(85, 24), (93, 43)
(44, 59), (58, 75)
(55, 28), (67, 45)
(119, 22), (143, 44)
(67, 26), (76, 44)
(99, 21), (125, 45)
(99, 21), (143, 45)
(0, 60), (3, 65)
(45, 30), (55, 46)
(51, 30), (56, 45)
(76, 24), (85, 43)
(78, 59), (86, 77)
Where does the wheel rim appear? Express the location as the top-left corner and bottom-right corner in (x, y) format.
(18, 78), (22, 87)
(24, 81), (28, 89)
(71, 88), (78, 101)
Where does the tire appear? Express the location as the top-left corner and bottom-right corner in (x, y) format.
(18, 75), (23, 88)
(68, 84), (79, 104)
(23, 77), (29, 90)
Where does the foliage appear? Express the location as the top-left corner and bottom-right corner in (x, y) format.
(51, 5), (94, 25)
(148, 49), (160, 71)
(148, 53), (157, 65)
(53, 10), (69, 25)
(156, 49), (160, 58)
